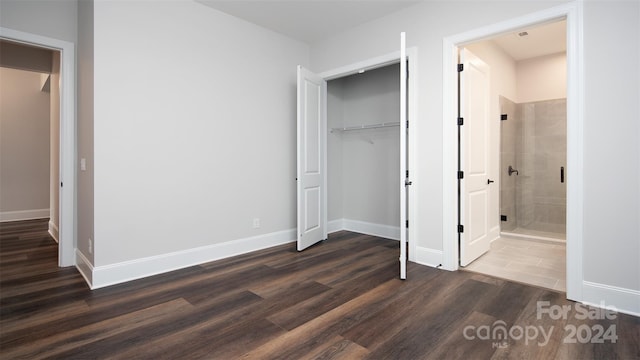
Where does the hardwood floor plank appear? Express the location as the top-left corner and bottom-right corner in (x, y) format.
(266, 261), (398, 331)
(2, 298), (193, 359)
(363, 278), (502, 359)
(1, 220), (637, 359)
(490, 290), (570, 359)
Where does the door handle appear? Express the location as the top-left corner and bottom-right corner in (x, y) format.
(487, 179), (495, 185)
(561, 167), (564, 183)
(405, 179), (413, 186)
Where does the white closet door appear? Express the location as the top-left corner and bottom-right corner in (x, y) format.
(400, 32), (408, 279)
(297, 66), (328, 251)
(459, 48), (491, 266)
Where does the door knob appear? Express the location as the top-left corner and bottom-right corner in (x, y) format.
(487, 179), (495, 184)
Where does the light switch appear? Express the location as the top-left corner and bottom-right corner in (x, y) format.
(80, 158), (86, 171)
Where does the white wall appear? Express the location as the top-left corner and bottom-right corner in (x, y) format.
(92, 1), (309, 266)
(0, 68), (51, 220)
(465, 41), (518, 239)
(517, 52), (566, 103)
(310, 0), (640, 311)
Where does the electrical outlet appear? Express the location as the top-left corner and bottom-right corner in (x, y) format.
(252, 218), (260, 228)
(88, 238), (92, 254)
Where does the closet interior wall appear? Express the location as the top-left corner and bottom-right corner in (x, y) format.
(327, 64), (401, 232)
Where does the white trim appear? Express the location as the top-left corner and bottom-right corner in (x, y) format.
(88, 229), (296, 289)
(343, 219), (400, 241)
(49, 220), (59, 243)
(441, 2), (583, 302)
(318, 51), (402, 80)
(582, 281), (640, 317)
(327, 219), (345, 234)
(0, 27), (76, 267)
(327, 218), (401, 241)
(75, 249), (94, 288)
(317, 46), (419, 262)
(0, 209), (49, 222)
(500, 231), (566, 244)
(413, 247), (444, 268)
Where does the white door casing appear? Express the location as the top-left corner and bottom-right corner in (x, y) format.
(459, 48), (491, 267)
(399, 32), (408, 279)
(0, 27), (76, 267)
(297, 66), (327, 251)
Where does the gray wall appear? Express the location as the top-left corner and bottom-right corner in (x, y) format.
(0, 0), (77, 43)
(328, 64), (400, 227)
(0, 68), (51, 216)
(77, 0), (95, 263)
(91, 1), (310, 265)
(327, 79), (344, 222)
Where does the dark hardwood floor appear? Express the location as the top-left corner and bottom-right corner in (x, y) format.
(0, 219), (638, 359)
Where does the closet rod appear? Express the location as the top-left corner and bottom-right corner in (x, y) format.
(330, 122), (400, 133)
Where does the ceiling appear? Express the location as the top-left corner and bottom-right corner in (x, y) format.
(195, 0), (421, 44)
(196, 1), (565, 59)
(491, 20), (566, 61)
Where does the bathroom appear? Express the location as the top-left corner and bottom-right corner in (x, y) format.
(463, 20), (568, 291)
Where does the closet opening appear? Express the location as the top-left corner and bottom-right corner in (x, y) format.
(296, 39), (417, 279)
(327, 63), (402, 243)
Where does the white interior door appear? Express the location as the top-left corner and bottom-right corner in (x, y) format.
(297, 66), (327, 251)
(459, 48), (491, 266)
(399, 32), (408, 279)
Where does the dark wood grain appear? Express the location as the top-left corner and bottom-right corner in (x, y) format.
(0, 220), (638, 359)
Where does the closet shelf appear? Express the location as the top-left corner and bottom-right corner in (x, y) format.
(330, 122), (400, 133)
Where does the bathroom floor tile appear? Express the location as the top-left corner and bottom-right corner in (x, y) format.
(462, 236), (566, 292)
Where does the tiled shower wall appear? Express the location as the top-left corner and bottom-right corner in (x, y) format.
(500, 97), (567, 236)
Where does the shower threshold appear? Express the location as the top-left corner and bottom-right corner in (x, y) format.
(501, 228), (565, 243)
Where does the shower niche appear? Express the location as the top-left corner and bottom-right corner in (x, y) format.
(500, 95), (567, 240)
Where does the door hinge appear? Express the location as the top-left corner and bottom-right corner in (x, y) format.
(458, 171), (464, 179)
(60, 182), (63, 188)
(458, 224), (464, 233)
(501, 114), (508, 121)
(406, 220), (409, 228)
(457, 117), (464, 126)
(457, 64), (464, 72)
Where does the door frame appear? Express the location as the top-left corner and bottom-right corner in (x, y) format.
(1, 27), (77, 267)
(318, 47), (418, 263)
(441, 1), (584, 302)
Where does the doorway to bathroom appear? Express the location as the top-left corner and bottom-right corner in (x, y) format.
(457, 19), (568, 292)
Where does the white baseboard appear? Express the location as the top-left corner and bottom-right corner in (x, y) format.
(0, 208), (49, 222)
(48, 221), (59, 243)
(87, 228), (296, 289)
(582, 281), (640, 317)
(75, 249), (94, 288)
(413, 246), (444, 268)
(327, 219), (344, 234)
(328, 218), (400, 241)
